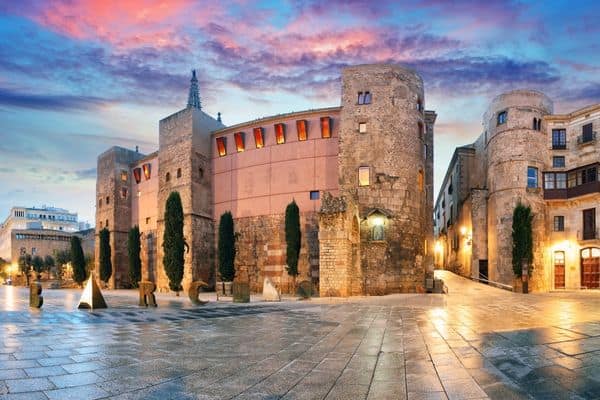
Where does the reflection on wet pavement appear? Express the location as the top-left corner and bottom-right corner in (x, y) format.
(0, 271), (599, 399)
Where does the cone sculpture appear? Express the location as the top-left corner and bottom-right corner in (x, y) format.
(78, 273), (107, 309)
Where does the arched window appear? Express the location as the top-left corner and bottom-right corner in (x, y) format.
(166, 172), (170, 182)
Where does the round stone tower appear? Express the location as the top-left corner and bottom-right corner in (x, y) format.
(338, 64), (431, 294)
(484, 90), (553, 290)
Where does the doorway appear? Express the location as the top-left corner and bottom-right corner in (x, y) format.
(479, 260), (488, 284)
(581, 248), (600, 289)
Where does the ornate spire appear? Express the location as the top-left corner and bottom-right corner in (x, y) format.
(187, 69), (201, 109)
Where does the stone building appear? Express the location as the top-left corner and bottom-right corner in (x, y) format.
(95, 64), (436, 295)
(435, 90), (600, 291)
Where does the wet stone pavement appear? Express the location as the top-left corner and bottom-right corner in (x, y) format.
(0, 271), (600, 400)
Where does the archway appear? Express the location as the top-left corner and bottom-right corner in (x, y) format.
(581, 247), (600, 289)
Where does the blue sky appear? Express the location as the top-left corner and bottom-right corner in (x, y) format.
(0, 0), (599, 224)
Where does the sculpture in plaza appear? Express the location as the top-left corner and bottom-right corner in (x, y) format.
(29, 277), (43, 308)
(262, 277), (281, 302)
(188, 280), (208, 305)
(139, 281), (157, 307)
(78, 272), (107, 309)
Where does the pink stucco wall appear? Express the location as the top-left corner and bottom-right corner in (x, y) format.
(213, 109), (340, 219)
(131, 155), (159, 234)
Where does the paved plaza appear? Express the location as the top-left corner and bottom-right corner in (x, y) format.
(1, 271), (600, 400)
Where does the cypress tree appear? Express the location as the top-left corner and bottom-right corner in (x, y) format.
(99, 228), (112, 284)
(512, 203), (534, 276)
(71, 236), (87, 287)
(163, 191), (185, 293)
(218, 211), (236, 282)
(285, 200), (301, 280)
(128, 226), (142, 288)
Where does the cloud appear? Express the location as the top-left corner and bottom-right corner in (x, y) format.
(0, 87), (107, 111)
(74, 168), (97, 180)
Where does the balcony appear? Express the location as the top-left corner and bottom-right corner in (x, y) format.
(579, 229), (599, 241)
(577, 131), (597, 145)
(544, 181), (600, 199)
(544, 163), (600, 200)
(552, 144), (567, 150)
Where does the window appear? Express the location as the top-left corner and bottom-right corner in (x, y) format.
(309, 191), (320, 200)
(358, 166), (370, 186)
(533, 118), (541, 131)
(527, 167), (538, 188)
(120, 170), (128, 182)
(133, 167), (142, 183)
(417, 99), (423, 112)
(98, 199), (102, 207)
(146, 217), (151, 225)
(32, 247), (36, 255)
(198, 168), (204, 180)
(166, 172), (170, 182)
(253, 127), (264, 148)
(583, 208), (596, 240)
(105, 219), (109, 228)
(216, 136), (227, 156)
(424, 144), (428, 159)
(143, 163), (151, 180)
(274, 123), (285, 144)
(553, 216), (565, 231)
(552, 129), (566, 149)
(106, 196), (110, 205)
(497, 111), (507, 125)
(177, 168), (182, 178)
(296, 120), (307, 141)
(582, 123), (594, 143)
(320, 117), (332, 138)
(358, 91), (372, 105)
(553, 156), (565, 168)
(544, 173), (566, 189)
(372, 225), (384, 241)
(358, 122), (367, 133)
(121, 187), (128, 198)
(234, 132), (245, 152)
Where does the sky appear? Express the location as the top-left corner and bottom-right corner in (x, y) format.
(0, 0), (599, 225)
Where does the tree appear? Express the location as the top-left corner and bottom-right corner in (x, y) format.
(44, 255), (55, 275)
(71, 236), (87, 287)
(218, 211), (236, 282)
(54, 249), (70, 280)
(99, 228), (112, 285)
(163, 191), (185, 294)
(31, 255), (44, 275)
(18, 254), (32, 285)
(285, 200), (301, 284)
(128, 226), (142, 288)
(512, 203), (534, 277)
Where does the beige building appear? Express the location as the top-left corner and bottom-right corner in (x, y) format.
(96, 64), (436, 295)
(435, 90), (599, 291)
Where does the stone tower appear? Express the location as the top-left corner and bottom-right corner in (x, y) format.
(95, 147), (144, 288)
(484, 90), (553, 290)
(155, 71), (225, 292)
(336, 64), (434, 294)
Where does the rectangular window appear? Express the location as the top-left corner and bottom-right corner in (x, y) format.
(556, 173), (567, 189)
(552, 129), (566, 149)
(253, 127), (264, 149)
(359, 122), (367, 133)
(274, 123), (285, 144)
(296, 120), (307, 141)
(527, 167), (538, 188)
(552, 156), (565, 168)
(146, 217), (151, 224)
(121, 187), (128, 198)
(143, 163), (151, 180)
(553, 216), (565, 231)
(497, 111), (507, 125)
(133, 167), (142, 184)
(568, 171), (577, 188)
(309, 190), (320, 200)
(583, 208), (596, 240)
(234, 132), (245, 152)
(320, 117), (331, 138)
(216, 136), (227, 156)
(582, 123), (593, 143)
(544, 173), (555, 189)
(358, 91), (371, 105)
(587, 167), (597, 183)
(120, 170), (128, 182)
(358, 166), (370, 186)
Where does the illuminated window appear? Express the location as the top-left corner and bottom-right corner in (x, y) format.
(216, 136), (227, 156)
(497, 111), (507, 125)
(310, 191), (319, 200)
(320, 117), (332, 138)
(358, 166), (370, 186)
(296, 120), (307, 141)
(359, 122), (367, 133)
(177, 168), (182, 178)
(133, 167), (142, 184)
(143, 163), (151, 180)
(253, 127), (264, 148)
(275, 123), (285, 144)
(234, 132), (245, 152)
(120, 170), (128, 182)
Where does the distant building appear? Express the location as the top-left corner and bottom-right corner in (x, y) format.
(0, 206), (94, 263)
(95, 65), (436, 295)
(434, 90), (599, 291)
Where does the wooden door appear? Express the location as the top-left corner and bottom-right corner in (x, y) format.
(554, 251), (565, 289)
(581, 248), (600, 289)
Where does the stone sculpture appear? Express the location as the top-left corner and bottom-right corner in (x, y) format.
(78, 273), (107, 309)
(233, 282), (250, 303)
(262, 277), (281, 302)
(138, 281), (157, 307)
(29, 279), (43, 308)
(188, 281), (209, 305)
(297, 280), (312, 299)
